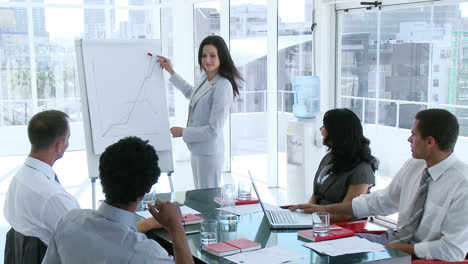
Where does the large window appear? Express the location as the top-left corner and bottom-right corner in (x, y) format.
(1, 0), (317, 187)
(1, 6), (32, 126)
(160, 4), (174, 117)
(337, 2), (468, 179)
(277, 0), (314, 186)
(194, 1), (220, 83)
(35, 7), (83, 121)
(230, 0), (269, 182)
(0, 0), (159, 154)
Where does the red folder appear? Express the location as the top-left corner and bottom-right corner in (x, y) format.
(224, 238), (261, 252)
(181, 214), (203, 225)
(214, 197), (260, 205)
(202, 238), (261, 257)
(202, 242), (240, 257)
(298, 224), (355, 242)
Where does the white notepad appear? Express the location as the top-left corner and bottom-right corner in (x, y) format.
(136, 205), (201, 219)
(303, 236), (386, 256)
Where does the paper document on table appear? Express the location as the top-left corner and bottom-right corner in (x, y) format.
(224, 245), (305, 264)
(216, 203), (262, 216)
(303, 236), (385, 256)
(180, 205), (201, 215)
(136, 211), (152, 219)
(136, 205), (201, 219)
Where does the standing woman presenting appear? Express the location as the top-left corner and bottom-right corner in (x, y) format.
(157, 35), (242, 189)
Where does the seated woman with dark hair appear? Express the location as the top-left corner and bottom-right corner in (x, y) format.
(291, 108), (379, 222)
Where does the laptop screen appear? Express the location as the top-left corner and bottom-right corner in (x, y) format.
(248, 170), (268, 213)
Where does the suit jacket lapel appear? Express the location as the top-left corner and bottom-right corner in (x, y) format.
(319, 169), (338, 194)
(190, 74), (219, 109)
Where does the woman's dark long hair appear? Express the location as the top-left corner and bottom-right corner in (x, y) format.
(322, 108), (379, 173)
(198, 35), (243, 97)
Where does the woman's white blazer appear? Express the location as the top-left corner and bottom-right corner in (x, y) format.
(169, 72), (233, 155)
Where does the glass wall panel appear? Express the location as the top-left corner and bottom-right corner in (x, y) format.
(432, 4), (468, 135)
(337, 2), (468, 182)
(378, 101), (396, 127)
(112, 7), (156, 39)
(364, 100), (375, 124)
(35, 8), (83, 121)
(114, 0), (156, 6)
(44, 0), (83, 4)
(193, 1), (220, 83)
(378, 6), (432, 130)
(1, 0), (162, 155)
(84, 8), (107, 39)
(338, 11), (377, 99)
(161, 6), (174, 117)
(230, 0), (268, 182)
(277, 0), (313, 187)
(1, 7), (31, 125)
(341, 98), (363, 120)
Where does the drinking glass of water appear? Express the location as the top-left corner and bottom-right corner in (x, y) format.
(313, 211), (330, 237)
(219, 184), (238, 231)
(237, 181), (252, 200)
(140, 190), (156, 211)
(200, 219), (218, 245)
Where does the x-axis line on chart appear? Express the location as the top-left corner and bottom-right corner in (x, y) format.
(101, 56), (159, 137)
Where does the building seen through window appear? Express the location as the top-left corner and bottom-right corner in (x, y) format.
(338, 4), (468, 135)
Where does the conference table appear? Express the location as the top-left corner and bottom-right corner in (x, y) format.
(141, 188), (410, 264)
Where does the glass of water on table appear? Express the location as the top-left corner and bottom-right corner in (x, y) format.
(200, 219), (218, 245)
(313, 212), (330, 237)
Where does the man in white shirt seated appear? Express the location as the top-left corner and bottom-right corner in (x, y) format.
(4, 110), (167, 263)
(42, 136), (194, 264)
(291, 108), (468, 262)
(4, 110), (80, 258)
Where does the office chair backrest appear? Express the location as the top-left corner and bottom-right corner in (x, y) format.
(4, 228), (47, 264)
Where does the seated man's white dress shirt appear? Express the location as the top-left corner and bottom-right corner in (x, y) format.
(4, 156), (80, 245)
(42, 202), (175, 264)
(353, 154), (468, 261)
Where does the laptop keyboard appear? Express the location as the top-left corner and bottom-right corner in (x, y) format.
(268, 210), (296, 224)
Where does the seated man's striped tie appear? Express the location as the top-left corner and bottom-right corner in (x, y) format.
(389, 168), (431, 244)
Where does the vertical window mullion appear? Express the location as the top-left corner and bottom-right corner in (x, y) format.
(221, 0), (231, 172)
(267, 0), (278, 187)
(104, 0), (112, 39)
(375, 9), (381, 125)
(428, 4), (434, 108)
(26, 0), (38, 114)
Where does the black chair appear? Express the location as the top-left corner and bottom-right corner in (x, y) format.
(4, 228), (47, 264)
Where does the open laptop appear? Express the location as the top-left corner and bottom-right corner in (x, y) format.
(249, 171), (314, 229)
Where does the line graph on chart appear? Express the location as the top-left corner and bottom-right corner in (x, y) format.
(98, 56), (161, 137)
(82, 40), (171, 155)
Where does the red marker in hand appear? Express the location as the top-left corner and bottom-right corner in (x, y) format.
(147, 52), (153, 56)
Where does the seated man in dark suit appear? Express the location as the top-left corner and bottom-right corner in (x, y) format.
(42, 136), (193, 264)
(291, 109), (468, 261)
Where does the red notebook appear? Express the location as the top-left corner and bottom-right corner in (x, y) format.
(202, 238), (261, 257)
(298, 224), (355, 242)
(181, 214), (203, 225)
(214, 197), (260, 205)
(225, 238), (261, 252)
